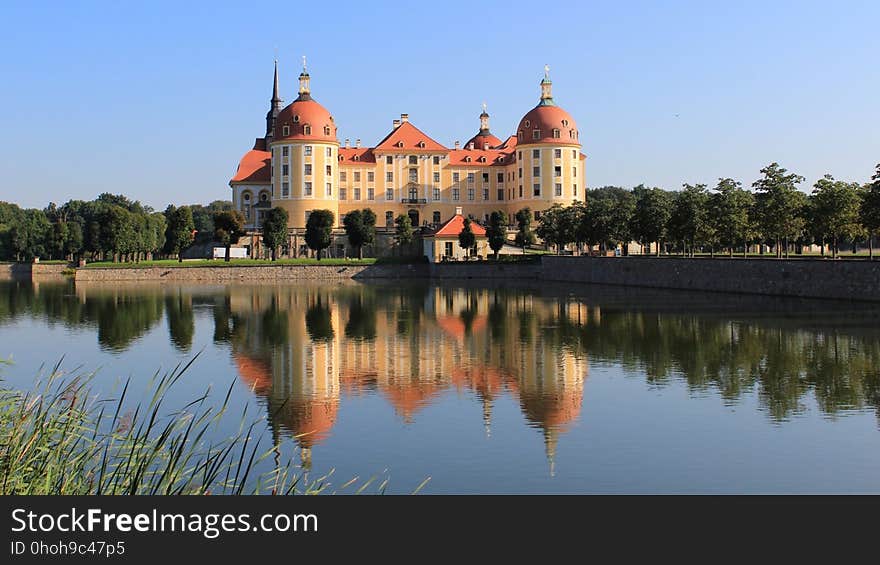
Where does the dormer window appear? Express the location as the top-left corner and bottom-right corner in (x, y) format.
(397, 141), (404, 148)
(562, 119), (569, 127)
(532, 130), (540, 140)
(464, 156), (471, 163)
(418, 141), (426, 148)
(524, 120), (530, 128)
(293, 115), (300, 123)
(324, 126), (331, 135)
(303, 125), (311, 135)
(282, 125), (290, 136)
(338, 155), (344, 161)
(552, 129), (560, 139)
(478, 156), (486, 163)
(353, 155), (360, 161)
(517, 131), (523, 141)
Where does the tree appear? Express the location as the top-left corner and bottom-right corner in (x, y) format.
(458, 217), (476, 256)
(752, 162), (807, 258)
(213, 209), (247, 262)
(579, 187), (635, 254)
(100, 205), (137, 262)
(709, 178), (755, 257)
(262, 206), (289, 260)
(394, 213), (414, 251)
(536, 204), (574, 253)
(631, 186), (672, 255)
(164, 205), (195, 262)
(304, 209), (334, 260)
(191, 200), (233, 242)
(514, 208), (536, 250)
(486, 210), (507, 260)
(10, 209), (51, 261)
(810, 175), (864, 259)
(860, 164), (880, 260)
(668, 183), (712, 257)
(343, 208), (377, 259)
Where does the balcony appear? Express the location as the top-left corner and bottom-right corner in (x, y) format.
(400, 198), (428, 204)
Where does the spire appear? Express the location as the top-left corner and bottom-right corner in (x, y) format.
(297, 55), (311, 100)
(482, 397), (492, 438)
(479, 102), (490, 134)
(544, 428), (558, 477)
(539, 64), (556, 107)
(265, 59), (284, 139)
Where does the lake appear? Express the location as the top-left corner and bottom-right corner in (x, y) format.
(1, 278), (879, 494)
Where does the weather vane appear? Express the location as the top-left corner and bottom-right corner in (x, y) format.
(482, 101), (487, 113)
(302, 55), (307, 72)
(544, 64), (550, 78)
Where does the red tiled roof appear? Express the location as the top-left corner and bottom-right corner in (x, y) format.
(428, 214), (487, 237)
(338, 147), (377, 164)
(447, 149), (509, 167)
(517, 104), (580, 145)
(230, 139), (271, 184)
(464, 132), (503, 151)
(273, 98), (338, 143)
(374, 121), (448, 153)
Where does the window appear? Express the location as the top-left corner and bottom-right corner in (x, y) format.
(281, 182), (289, 197)
(554, 166), (562, 177)
(497, 189), (504, 200)
(304, 164), (312, 176)
(340, 171), (347, 182)
(385, 211), (393, 226)
(467, 188), (475, 201)
(467, 173), (474, 184)
(433, 156), (440, 165)
(367, 171), (374, 183)
(282, 146), (289, 157)
(562, 119), (569, 127)
(532, 149), (540, 159)
(534, 210), (541, 221)
(573, 183), (578, 196)
(282, 164), (289, 176)
(533, 166), (540, 177)
(367, 187), (374, 200)
(340, 188), (347, 200)
(518, 151), (522, 160)
(282, 125), (289, 136)
(433, 211), (441, 224)
(432, 187), (440, 201)
(482, 188), (489, 200)
(386, 156), (393, 165)
(293, 115), (299, 123)
(244, 204), (250, 219)
(326, 165), (332, 175)
(433, 172), (440, 183)
(532, 130), (540, 140)
(482, 172), (489, 183)
(555, 183), (562, 196)
(573, 166), (577, 178)
(452, 188), (460, 201)
(386, 172), (393, 182)
(324, 126), (331, 135)
(353, 187), (361, 200)
(572, 149), (577, 158)
(260, 192), (269, 202)
(497, 173), (504, 183)
(409, 155), (418, 165)
(409, 168), (418, 182)
(354, 171), (361, 182)
(303, 125), (311, 135)
(518, 168), (522, 178)
(517, 131), (523, 141)
(304, 146), (312, 156)
(326, 182), (332, 196)
(554, 149), (562, 159)
(552, 129), (560, 139)
(453, 172), (460, 182)
(243, 193), (251, 201)
(519, 185), (523, 198)
(326, 147), (332, 157)
(409, 186), (418, 200)
(524, 120), (530, 128)
(304, 182), (312, 196)
(533, 183), (540, 197)
(445, 241), (453, 257)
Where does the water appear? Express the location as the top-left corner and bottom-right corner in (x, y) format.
(1, 278), (879, 493)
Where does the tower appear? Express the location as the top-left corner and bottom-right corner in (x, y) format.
(265, 60), (284, 143)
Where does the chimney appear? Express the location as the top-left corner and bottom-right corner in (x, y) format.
(393, 119), (401, 129)
(344, 138), (350, 148)
(454, 140), (460, 150)
(467, 142), (474, 150)
(400, 113), (409, 123)
(355, 138), (361, 148)
(483, 142), (489, 150)
(455, 206), (463, 216)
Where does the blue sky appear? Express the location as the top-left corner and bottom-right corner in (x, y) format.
(1, 0), (878, 210)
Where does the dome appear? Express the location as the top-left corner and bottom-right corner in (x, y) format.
(516, 104), (579, 145)
(272, 98), (338, 143)
(465, 131), (503, 150)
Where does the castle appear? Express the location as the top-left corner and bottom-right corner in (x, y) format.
(229, 60), (586, 236)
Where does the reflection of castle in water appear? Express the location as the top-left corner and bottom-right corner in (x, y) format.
(224, 285), (589, 471)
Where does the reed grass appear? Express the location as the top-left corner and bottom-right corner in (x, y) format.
(0, 356), (414, 495)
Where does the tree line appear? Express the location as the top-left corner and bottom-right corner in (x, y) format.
(0, 194), (233, 262)
(532, 162), (880, 259)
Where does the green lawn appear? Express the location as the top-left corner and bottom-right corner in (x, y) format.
(80, 257), (428, 269)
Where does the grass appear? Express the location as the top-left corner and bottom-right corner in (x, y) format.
(0, 357), (427, 495)
(80, 256), (428, 269)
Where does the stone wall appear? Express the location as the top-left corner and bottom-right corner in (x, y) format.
(75, 263), (429, 282)
(0, 263), (69, 279)
(429, 261), (542, 280)
(541, 256), (880, 302)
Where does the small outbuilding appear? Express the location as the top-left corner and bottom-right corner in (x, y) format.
(422, 208), (488, 262)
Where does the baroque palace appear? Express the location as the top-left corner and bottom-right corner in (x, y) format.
(229, 60), (586, 234)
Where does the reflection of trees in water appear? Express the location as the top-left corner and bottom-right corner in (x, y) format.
(305, 296), (334, 343)
(165, 293), (194, 352)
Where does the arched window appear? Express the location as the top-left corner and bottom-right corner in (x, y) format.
(324, 125), (331, 135)
(293, 115), (300, 122)
(282, 125), (289, 136)
(552, 129), (560, 138)
(303, 125), (311, 135)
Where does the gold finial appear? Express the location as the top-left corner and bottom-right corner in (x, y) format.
(544, 64), (550, 79)
(482, 101), (487, 114)
(302, 55), (307, 73)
